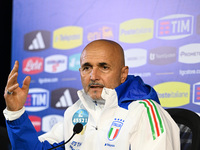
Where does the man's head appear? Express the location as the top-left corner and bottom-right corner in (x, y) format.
(79, 39), (129, 100)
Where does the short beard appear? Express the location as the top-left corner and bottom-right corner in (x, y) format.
(85, 91), (102, 100)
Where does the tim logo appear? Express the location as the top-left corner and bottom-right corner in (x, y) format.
(69, 53), (81, 71)
(23, 57), (44, 74)
(149, 47), (177, 65)
(42, 115), (64, 132)
(29, 115), (42, 132)
(51, 88), (79, 109)
(86, 24), (115, 43)
(156, 14), (193, 40)
(24, 30), (51, 51)
(108, 118), (124, 141)
(44, 55), (67, 73)
(193, 82), (200, 105)
(25, 88), (49, 111)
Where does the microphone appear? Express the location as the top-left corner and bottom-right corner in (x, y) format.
(48, 123), (83, 150)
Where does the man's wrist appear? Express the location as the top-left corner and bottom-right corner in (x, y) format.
(3, 106), (26, 121)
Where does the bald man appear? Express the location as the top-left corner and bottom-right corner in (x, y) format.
(4, 39), (180, 150)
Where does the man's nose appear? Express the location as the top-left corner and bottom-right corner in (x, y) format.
(90, 67), (100, 80)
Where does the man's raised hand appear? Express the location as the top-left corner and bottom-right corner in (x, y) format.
(4, 61), (31, 111)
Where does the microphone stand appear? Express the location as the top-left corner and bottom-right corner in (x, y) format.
(48, 123), (83, 150)
(48, 132), (76, 150)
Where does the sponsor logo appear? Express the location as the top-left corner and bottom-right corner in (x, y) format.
(24, 30), (51, 51)
(38, 78), (59, 84)
(108, 118), (124, 141)
(178, 43), (200, 64)
(51, 88), (79, 109)
(44, 55), (67, 73)
(179, 69), (200, 76)
(193, 82), (200, 105)
(119, 18), (154, 43)
(86, 24), (115, 42)
(124, 48), (147, 68)
(42, 115), (64, 132)
(53, 26), (83, 49)
(149, 47), (177, 65)
(68, 53), (81, 71)
(29, 115), (42, 132)
(154, 82), (190, 107)
(104, 143), (115, 147)
(25, 88), (49, 111)
(156, 14), (193, 40)
(23, 57), (44, 74)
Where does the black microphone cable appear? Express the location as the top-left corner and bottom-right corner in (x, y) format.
(48, 123), (83, 150)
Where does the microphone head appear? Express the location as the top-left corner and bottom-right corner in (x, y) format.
(73, 123), (83, 134)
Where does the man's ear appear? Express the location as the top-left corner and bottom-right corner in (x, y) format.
(121, 66), (129, 83)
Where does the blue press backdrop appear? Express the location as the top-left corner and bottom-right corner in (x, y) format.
(11, 0), (200, 135)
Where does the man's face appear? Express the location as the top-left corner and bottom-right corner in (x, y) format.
(79, 41), (126, 100)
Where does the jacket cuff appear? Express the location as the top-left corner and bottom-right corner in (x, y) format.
(6, 111), (28, 126)
(3, 107), (26, 121)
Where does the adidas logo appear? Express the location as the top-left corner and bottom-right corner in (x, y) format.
(55, 89), (73, 107)
(51, 88), (79, 109)
(29, 32), (45, 50)
(24, 30), (51, 51)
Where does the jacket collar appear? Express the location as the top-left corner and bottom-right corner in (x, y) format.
(77, 88), (119, 111)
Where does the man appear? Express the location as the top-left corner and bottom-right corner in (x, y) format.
(3, 39), (180, 149)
